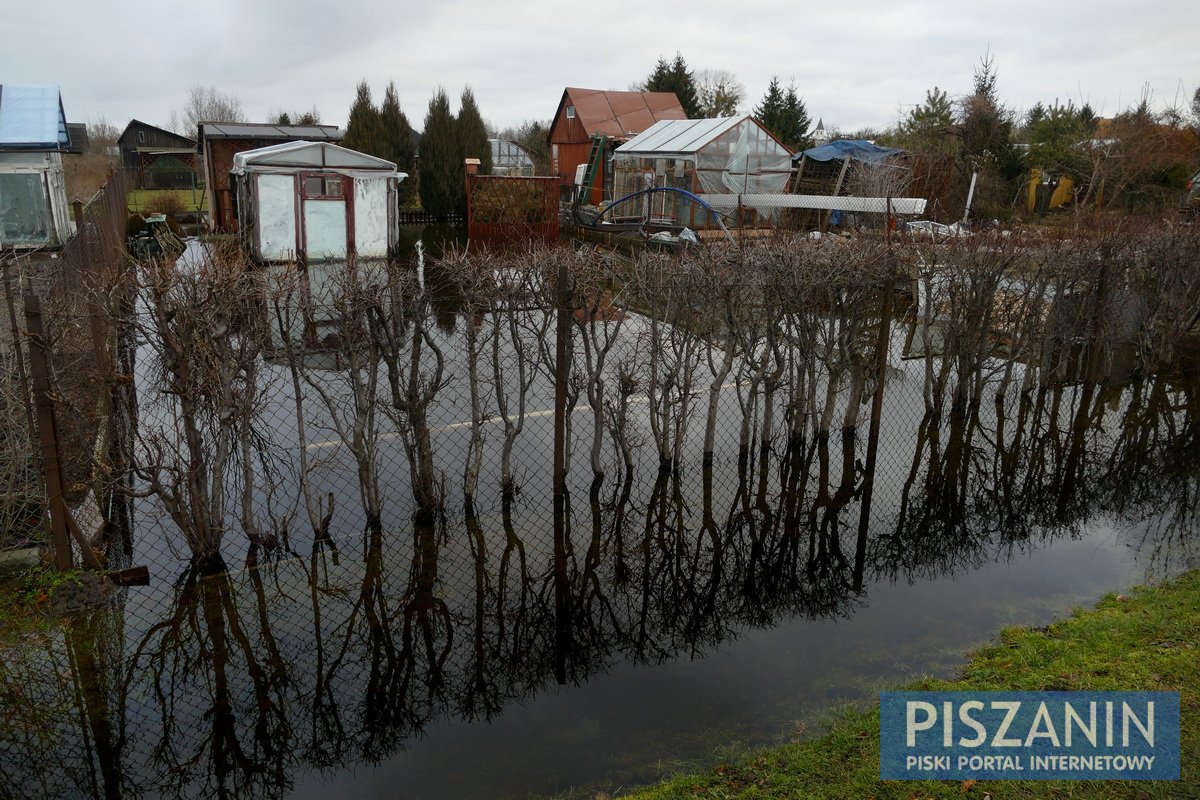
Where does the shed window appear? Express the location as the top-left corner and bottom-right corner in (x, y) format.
(566, 105), (576, 119)
(0, 173), (51, 245)
(303, 174), (345, 198)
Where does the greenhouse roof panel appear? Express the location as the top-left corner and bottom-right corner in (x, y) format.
(232, 140), (398, 173)
(615, 117), (744, 155)
(0, 85), (70, 150)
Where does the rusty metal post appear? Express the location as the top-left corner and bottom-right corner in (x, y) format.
(24, 293), (74, 570)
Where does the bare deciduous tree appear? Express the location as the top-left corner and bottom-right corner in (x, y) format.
(168, 85), (247, 135)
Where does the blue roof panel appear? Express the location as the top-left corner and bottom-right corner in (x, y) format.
(0, 85), (70, 150)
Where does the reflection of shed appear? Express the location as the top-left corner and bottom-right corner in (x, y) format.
(611, 116), (793, 228)
(232, 141), (407, 349)
(198, 121), (343, 233)
(490, 139), (534, 176)
(0, 85), (78, 249)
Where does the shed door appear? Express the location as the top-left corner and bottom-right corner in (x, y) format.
(301, 174), (349, 261)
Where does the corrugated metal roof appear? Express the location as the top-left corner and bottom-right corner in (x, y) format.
(563, 88), (687, 139)
(615, 117), (745, 155)
(0, 85), (70, 150)
(200, 122), (343, 141)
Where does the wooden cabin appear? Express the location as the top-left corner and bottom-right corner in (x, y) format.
(118, 120), (197, 190)
(548, 88), (686, 204)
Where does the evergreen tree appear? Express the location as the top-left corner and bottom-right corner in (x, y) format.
(419, 88), (459, 217)
(643, 52), (701, 118)
(457, 86), (493, 179)
(380, 81), (418, 206)
(957, 55), (1020, 180)
(899, 86), (955, 155)
(780, 84), (813, 150)
(754, 76), (786, 132)
(342, 80), (382, 154)
(755, 77), (810, 150)
(1026, 101), (1089, 179)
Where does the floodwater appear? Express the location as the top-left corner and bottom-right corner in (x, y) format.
(2, 229), (1198, 799)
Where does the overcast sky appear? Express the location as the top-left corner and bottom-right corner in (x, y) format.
(2, 0), (1196, 137)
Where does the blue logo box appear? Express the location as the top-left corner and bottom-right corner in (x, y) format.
(880, 691), (1179, 780)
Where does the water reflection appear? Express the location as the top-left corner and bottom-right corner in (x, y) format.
(9, 223), (1200, 797)
(5, 367), (1197, 799)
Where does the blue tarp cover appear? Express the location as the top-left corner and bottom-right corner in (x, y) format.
(796, 139), (904, 164)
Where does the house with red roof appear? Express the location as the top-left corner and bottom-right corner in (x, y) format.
(548, 88), (686, 204)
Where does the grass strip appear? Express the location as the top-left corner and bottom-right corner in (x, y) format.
(622, 570), (1199, 799)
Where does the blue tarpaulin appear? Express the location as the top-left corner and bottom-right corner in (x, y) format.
(795, 139), (904, 164)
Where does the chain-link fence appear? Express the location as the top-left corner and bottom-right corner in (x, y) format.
(3, 211), (1200, 797)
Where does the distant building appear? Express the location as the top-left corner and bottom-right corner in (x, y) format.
(0, 85), (78, 249)
(490, 138), (534, 176)
(548, 88), (686, 203)
(118, 120), (197, 190)
(197, 121), (342, 233)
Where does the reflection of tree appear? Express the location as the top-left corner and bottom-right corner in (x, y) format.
(127, 567), (293, 799)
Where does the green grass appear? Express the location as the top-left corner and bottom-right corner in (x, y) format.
(127, 187), (207, 215)
(0, 567), (85, 638)
(618, 571), (1199, 799)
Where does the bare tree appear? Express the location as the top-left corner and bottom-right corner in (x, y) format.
(695, 69), (745, 117)
(168, 85), (247, 135)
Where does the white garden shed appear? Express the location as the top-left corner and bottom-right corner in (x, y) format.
(232, 140), (406, 263)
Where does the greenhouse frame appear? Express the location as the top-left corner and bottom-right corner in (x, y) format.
(611, 116), (793, 229)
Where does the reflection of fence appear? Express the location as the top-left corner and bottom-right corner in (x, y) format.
(466, 175), (559, 246)
(4, 219), (1200, 797)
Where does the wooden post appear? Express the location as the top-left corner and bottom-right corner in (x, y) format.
(24, 294), (74, 570)
(24, 293), (104, 571)
(824, 157), (852, 233)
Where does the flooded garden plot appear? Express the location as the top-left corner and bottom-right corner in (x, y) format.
(2, 222), (1200, 798)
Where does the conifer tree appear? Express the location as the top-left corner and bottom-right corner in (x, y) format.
(342, 80), (381, 154)
(457, 87), (493, 178)
(419, 88), (459, 217)
(380, 81), (418, 206)
(642, 52), (701, 118)
(754, 77), (811, 150)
